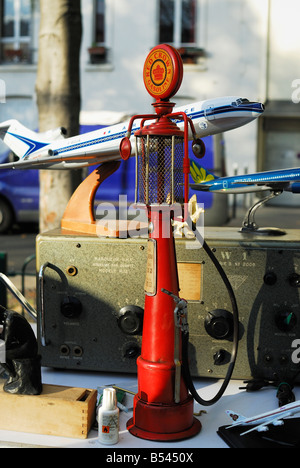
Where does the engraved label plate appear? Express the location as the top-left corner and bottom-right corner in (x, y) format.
(144, 239), (157, 296)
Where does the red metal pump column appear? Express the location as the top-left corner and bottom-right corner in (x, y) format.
(121, 44), (202, 441)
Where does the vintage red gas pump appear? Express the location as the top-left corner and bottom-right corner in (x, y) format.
(120, 45), (204, 441)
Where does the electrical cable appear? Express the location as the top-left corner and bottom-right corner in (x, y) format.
(240, 378), (298, 407)
(181, 232), (240, 406)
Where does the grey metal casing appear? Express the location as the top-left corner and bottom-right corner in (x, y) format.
(36, 228), (300, 382)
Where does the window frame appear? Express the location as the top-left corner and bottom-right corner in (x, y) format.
(88, 0), (108, 65)
(157, 0), (206, 65)
(0, 0), (32, 65)
(94, 0), (106, 47)
(159, 0), (197, 49)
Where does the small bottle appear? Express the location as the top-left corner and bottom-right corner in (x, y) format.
(98, 387), (119, 445)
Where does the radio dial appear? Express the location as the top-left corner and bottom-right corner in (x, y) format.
(213, 349), (227, 365)
(275, 308), (297, 332)
(117, 305), (144, 335)
(61, 297), (82, 319)
(205, 309), (234, 340)
(288, 273), (300, 287)
(124, 345), (141, 359)
(263, 272), (277, 286)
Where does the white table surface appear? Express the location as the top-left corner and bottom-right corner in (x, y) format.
(0, 366), (298, 449)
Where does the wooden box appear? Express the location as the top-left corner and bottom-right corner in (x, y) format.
(0, 384), (97, 439)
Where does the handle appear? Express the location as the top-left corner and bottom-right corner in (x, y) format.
(38, 262), (69, 347)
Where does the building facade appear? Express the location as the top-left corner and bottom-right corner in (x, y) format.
(0, 0), (300, 191)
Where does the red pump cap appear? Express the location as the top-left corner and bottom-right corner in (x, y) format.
(143, 44), (183, 101)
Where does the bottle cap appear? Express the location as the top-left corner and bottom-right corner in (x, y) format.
(102, 387), (117, 411)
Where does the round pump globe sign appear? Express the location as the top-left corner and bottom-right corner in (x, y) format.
(143, 44), (183, 101)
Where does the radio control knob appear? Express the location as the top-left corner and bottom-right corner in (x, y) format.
(61, 297), (82, 319)
(264, 272), (277, 286)
(117, 305), (144, 335)
(213, 349), (227, 365)
(205, 309), (234, 340)
(288, 273), (300, 287)
(124, 345), (141, 359)
(275, 308), (297, 332)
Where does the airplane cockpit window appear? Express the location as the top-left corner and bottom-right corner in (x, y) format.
(232, 98), (250, 106)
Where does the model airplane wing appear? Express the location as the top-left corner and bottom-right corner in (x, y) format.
(240, 422), (271, 436)
(190, 180), (290, 192)
(190, 182), (214, 191)
(240, 417), (285, 436)
(232, 180), (291, 188)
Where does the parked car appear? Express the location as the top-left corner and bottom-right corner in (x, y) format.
(0, 150), (39, 233)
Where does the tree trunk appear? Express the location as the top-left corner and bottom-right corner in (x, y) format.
(36, 0), (82, 233)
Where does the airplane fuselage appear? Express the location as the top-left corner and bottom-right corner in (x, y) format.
(227, 401), (300, 435)
(192, 167), (300, 194)
(0, 96), (264, 170)
(239, 406), (298, 427)
(25, 98), (262, 169)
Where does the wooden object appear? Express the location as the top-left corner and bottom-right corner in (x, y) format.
(61, 161), (122, 236)
(0, 383), (97, 439)
(61, 160), (148, 238)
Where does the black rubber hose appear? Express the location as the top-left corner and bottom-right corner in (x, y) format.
(182, 238), (240, 406)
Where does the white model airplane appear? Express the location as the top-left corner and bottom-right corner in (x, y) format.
(226, 401), (300, 436)
(0, 96), (264, 170)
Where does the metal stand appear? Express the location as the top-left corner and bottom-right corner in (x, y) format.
(0, 273), (37, 320)
(240, 190), (286, 236)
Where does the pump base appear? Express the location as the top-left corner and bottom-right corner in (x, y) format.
(127, 396), (202, 442)
(127, 417), (201, 442)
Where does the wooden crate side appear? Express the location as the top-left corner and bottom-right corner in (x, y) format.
(0, 384), (97, 439)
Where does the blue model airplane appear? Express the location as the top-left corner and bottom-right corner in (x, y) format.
(190, 160), (300, 195)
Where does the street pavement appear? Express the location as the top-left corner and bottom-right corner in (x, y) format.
(0, 227), (36, 276)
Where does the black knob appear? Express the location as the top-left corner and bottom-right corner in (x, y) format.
(205, 309), (234, 340)
(275, 308), (297, 332)
(124, 345), (141, 359)
(117, 305), (144, 335)
(264, 272), (277, 286)
(213, 349), (227, 365)
(61, 296), (82, 319)
(288, 273), (300, 287)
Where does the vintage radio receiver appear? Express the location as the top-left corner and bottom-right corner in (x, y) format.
(36, 228), (300, 382)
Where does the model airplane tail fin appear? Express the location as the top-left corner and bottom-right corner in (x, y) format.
(190, 160), (219, 184)
(0, 120), (52, 160)
(226, 410), (247, 423)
